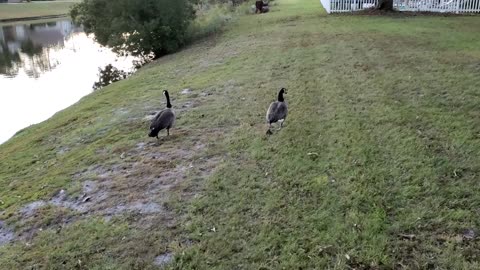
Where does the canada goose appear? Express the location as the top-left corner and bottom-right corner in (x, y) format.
(149, 90), (176, 139)
(266, 88), (288, 131)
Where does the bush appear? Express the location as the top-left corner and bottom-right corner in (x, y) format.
(186, 0), (255, 41)
(186, 4), (233, 41)
(93, 64), (132, 90)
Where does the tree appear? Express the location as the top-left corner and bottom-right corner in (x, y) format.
(93, 64), (131, 90)
(71, 0), (196, 58)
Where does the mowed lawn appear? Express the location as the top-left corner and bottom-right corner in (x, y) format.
(1, 0), (480, 269)
(0, 1), (78, 21)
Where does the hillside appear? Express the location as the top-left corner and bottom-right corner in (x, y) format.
(1, 0), (480, 268)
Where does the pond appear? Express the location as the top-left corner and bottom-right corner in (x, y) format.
(0, 19), (136, 144)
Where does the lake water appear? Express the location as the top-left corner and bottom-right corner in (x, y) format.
(0, 19), (136, 144)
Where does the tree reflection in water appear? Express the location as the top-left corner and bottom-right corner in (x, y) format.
(0, 42), (21, 77)
(22, 39), (58, 78)
(0, 20), (75, 78)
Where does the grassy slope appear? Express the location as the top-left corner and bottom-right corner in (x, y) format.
(1, 0), (480, 268)
(0, 1), (78, 21)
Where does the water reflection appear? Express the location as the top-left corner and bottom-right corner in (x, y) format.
(0, 19), (136, 144)
(0, 20), (77, 78)
(0, 42), (21, 76)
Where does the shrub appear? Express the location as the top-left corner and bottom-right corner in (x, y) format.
(186, 4), (234, 41)
(93, 64), (132, 90)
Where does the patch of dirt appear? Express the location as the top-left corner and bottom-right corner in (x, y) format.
(154, 252), (174, 267)
(50, 180), (107, 214)
(57, 128), (225, 224)
(0, 220), (14, 246)
(11, 126), (225, 244)
(223, 79), (237, 93)
(463, 229), (477, 240)
(56, 146), (71, 156)
(471, 62), (480, 73)
(181, 88), (192, 95)
(181, 101), (195, 109)
(104, 201), (162, 216)
(19, 201), (47, 217)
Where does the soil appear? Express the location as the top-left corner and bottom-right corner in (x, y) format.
(0, 221), (14, 246)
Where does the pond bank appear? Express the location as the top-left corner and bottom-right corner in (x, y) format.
(0, 14), (67, 24)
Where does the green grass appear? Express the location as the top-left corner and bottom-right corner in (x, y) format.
(1, 0), (480, 268)
(0, 1), (79, 21)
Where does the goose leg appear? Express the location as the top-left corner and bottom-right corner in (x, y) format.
(167, 129), (170, 136)
(265, 123), (273, 135)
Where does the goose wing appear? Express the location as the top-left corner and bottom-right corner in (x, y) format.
(266, 102), (278, 123)
(275, 102), (288, 120)
(266, 101), (287, 123)
(150, 108), (175, 130)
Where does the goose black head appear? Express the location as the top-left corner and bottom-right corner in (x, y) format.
(278, 88), (287, 102)
(163, 90), (172, 108)
(148, 127), (159, 138)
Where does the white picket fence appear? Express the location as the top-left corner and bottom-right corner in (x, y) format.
(320, 0), (480, 13)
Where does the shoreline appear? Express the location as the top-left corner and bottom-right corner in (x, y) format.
(0, 14), (68, 23)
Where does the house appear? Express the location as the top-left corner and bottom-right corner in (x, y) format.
(321, 0), (480, 13)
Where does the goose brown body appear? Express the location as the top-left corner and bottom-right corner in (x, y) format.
(149, 90), (176, 138)
(266, 88), (288, 128)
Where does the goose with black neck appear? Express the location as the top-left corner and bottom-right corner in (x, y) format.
(266, 88), (288, 134)
(149, 90), (176, 139)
